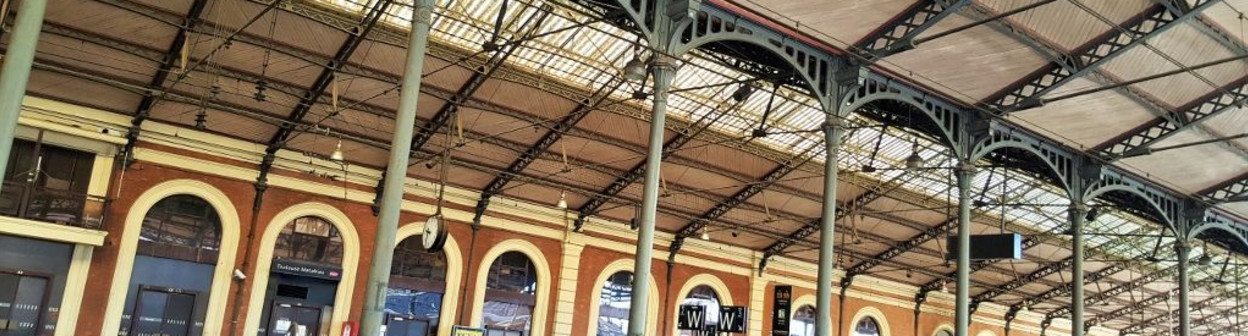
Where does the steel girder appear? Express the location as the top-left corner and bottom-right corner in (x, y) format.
(470, 74), (622, 224)
(982, 0), (1222, 112)
(976, 258), (1074, 303)
(843, 167), (1025, 277)
(1026, 263), (1127, 313)
(1095, 76), (1248, 160)
(1120, 294), (1225, 335)
(854, 0), (973, 59)
(759, 171), (908, 264)
(571, 94), (745, 230)
(118, 0), (210, 165)
(255, 0), (393, 194)
(670, 145), (820, 253)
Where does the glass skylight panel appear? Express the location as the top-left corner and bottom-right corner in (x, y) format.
(306, 0), (1210, 281)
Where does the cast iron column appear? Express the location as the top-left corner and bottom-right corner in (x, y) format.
(816, 117), (844, 336)
(0, 0), (48, 192)
(955, 162), (976, 336)
(359, 0), (435, 334)
(1070, 204), (1087, 336)
(628, 55), (676, 336)
(1177, 239), (1191, 336)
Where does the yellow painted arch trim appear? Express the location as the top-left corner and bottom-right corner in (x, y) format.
(585, 258), (661, 336)
(672, 273), (734, 334)
(242, 202), (361, 335)
(850, 305), (893, 336)
(394, 223), (463, 336)
(470, 238), (552, 336)
(101, 179), (242, 336)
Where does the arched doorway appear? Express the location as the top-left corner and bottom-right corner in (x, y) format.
(482, 251), (539, 336)
(790, 304), (817, 336)
(679, 285), (722, 336)
(384, 235), (447, 336)
(119, 194), (222, 336)
(259, 216), (345, 336)
(595, 270), (633, 336)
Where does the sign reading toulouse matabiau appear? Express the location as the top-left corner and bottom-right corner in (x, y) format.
(272, 259), (342, 281)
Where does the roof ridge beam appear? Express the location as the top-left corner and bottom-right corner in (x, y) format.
(982, 1), (1222, 112)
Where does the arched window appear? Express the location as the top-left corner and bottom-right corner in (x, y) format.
(137, 194), (221, 263)
(122, 195), (223, 336)
(853, 316), (882, 336)
(790, 305), (816, 336)
(386, 236), (447, 336)
(274, 216), (343, 265)
(679, 285), (720, 336)
(596, 271), (633, 336)
(483, 251), (538, 336)
(934, 329), (953, 336)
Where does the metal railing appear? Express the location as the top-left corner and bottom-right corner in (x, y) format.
(0, 181), (105, 229)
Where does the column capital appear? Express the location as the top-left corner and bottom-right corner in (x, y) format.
(955, 161), (977, 174)
(822, 116), (846, 133)
(1070, 203), (1090, 214)
(652, 54), (681, 71)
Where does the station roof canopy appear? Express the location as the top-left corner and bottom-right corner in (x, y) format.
(24, 0), (1248, 334)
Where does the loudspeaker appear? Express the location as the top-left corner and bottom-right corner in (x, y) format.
(945, 233), (1023, 260)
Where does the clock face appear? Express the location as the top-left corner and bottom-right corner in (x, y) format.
(422, 215), (446, 252)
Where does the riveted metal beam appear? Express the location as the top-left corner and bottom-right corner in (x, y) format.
(976, 258), (1074, 303)
(119, 0), (210, 166)
(1024, 263), (1126, 313)
(760, 171), (909, 264)
(854, 0), (973, 59)
(671, 145), (820, 253)
(983, 0), (1223, 112)
(473, 76), (624, 224)
(256, 0), (394, 192)
(1120, 293), (1226, 334)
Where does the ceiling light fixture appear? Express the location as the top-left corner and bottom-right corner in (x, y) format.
(904, 141), (925, 171)
(701, 226), (710, 241)
(1198, 252), (1213, 266)
(1085, 206), (1100, 222)
(622, 46), (647, 83)
(194, 110), (208, 130)
(330, 139), (345, 162)
(731, 83), (755, 102)
(557, 191), (568, 209)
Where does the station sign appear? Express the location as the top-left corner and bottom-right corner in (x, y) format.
(772, 285), (792, 335)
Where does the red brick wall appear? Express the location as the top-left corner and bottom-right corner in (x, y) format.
(70, 143), (1055, 336)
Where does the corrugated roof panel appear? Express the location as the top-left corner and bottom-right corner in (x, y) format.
(985, 0), (1151, 52)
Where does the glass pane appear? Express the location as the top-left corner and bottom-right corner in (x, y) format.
(482, 301), (532, 336)
(935, 330), (953, 336)
(138, 195), (222, 264)
(275, 216), (344, 265)
(132, 290), (169, 335)
(162, 292), (196, 336)
(853, 317), (881, 336)
(597, 271), (632, 336)
(486, 252), (536, 295)
(678, 286), (720, 336)
(790, 305), (816, 336)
